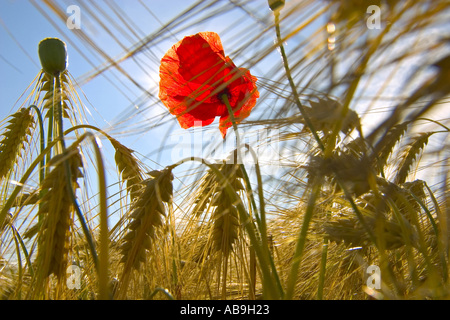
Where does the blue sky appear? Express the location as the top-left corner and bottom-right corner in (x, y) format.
(0, 1), (306, 177)
(0, 1), (449, 240)
(1, 1), (448, 189)
(0, 0), (294, 211)
(0, 0), (280, 149)
(0, 1), (250, 167)
(0, 0), (258, 228)
(0, 1), (193, 122)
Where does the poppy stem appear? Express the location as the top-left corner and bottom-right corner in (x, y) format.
(221, 93), (284, 298)
(221, 94), (242, 161)
(273, 11), (325, 152)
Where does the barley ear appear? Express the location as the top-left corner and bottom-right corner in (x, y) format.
(191, 169), (217, 217)
(323, 214), (406, 250)
(110, 138), (144, 202)
(209, 163), (244, 256)
(117, 167), (173, 298)
(394, 132), (432, 185)
(375, 121), (410, 175)
(0, 108), (35, 181)
(39, 71), (72, 119)
(36, 144), (83, 280)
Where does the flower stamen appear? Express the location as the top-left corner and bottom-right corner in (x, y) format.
(218, 88), (232, 104)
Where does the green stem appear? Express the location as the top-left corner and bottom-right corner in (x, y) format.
(45, 104), (54, 176)
(221, 94), (284, 298)
(70, 132), (109, 299)
(273, 12), (324, 151)
(64, 124), (113, 140)
(28, 105), (45, 183)
(87, 133), (109, 300)
(221, 94), (241, 158)
(55, 73), (101, 279)
(50, 75), (107, 296)
(28, 105), (47, 224)
(169, 157), (282, 299)
(0, 140), (59, 228)
(11, 225), (23, 297)
(285, 176), (321, 299)
(10, 224), (34, 279)
(243, 144), (284, 297)
(54, 74), (66, 151)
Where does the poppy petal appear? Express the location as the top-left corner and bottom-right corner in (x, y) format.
(158, 31), (259, 138)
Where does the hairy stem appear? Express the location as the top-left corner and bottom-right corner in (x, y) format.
(273, 11), (324, 151)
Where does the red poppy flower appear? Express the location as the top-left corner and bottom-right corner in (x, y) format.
(158, 32), (259, 138)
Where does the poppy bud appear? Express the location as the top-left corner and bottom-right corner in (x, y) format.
(38, 38), (68, 76)
(268, 0), (285, 12)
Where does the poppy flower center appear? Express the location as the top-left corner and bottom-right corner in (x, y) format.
(217, 87), (232, 104)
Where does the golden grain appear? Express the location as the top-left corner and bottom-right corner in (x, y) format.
(0, 108), (35, 181)
(203, 162), (244, 256)
(37, 144), (83, 278)
(110, 138), (144, 202)
(39, 71), (71, 119)
(119, 168), (173, 271)
(394, 132), (432, 184)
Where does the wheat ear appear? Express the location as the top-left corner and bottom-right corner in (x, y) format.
(0, 108), (35, 181)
